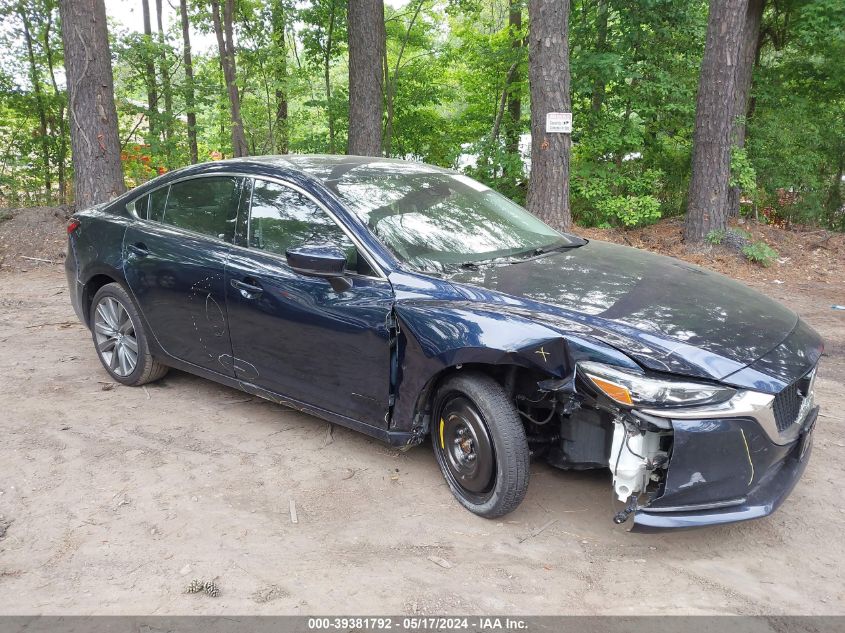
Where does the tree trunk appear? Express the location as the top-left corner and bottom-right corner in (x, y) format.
(504, 0), (522, 170)
(491, 63), (519, 143)
(526, 0), (572, 230)
(179, 0), (198, 164)
(271, 2), (288, 154)
(347, 0), (385, 156)
(825, 137), (844, 226)
(684, 0), (748, 242)
(155, 0), (174, 152)
(211, 0), (249, 157)
(141, 0), (159, 143)
(727, 0), (765, 218)
(591, 0), (608, 116)
(324, 1), (337, 154)
(44, 9), (67, 203)
(382, 39), (390, 154)
(20, 7), (52, 201)
(58, 0), (125, 206)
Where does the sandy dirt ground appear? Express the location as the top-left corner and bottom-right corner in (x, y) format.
(0, 261), (843, 615)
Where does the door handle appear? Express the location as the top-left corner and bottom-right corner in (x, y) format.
(127, 242), (149, 258)
(231, 278), (264, 296)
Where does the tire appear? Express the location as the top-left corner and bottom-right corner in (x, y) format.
(89, 282), (168, 386)
(432, 372), (530, 518)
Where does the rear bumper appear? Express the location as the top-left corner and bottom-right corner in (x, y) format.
(631, 406), (817, 532)
(65, 237), (86, 325)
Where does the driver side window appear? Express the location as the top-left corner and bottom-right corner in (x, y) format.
(249, 179), (372, 275)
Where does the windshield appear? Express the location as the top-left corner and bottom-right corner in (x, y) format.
(327, 164), (581, 272)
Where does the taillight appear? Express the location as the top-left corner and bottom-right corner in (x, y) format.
(67, 218), (80, 234)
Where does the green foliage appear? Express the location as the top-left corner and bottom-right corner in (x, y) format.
(0, 0), (68, 205)
(383, 1), (458, 164)
(599, 194), (662, 227)
(445, 0), (527, 193)
(569, 0), (706, 223)
(730, 147), (757, 197)
(741, 241), (779, 267)
(463, 139), (527, 204)
(747, 0), (845, 228)
(571, 152), (665, 227)
(0, 0), (841, 238)
(706, 229), (725, 245)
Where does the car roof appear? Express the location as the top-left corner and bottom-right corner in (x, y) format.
(204, 154), (455, 184)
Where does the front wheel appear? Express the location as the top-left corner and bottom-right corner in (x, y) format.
(432, 372), (529, 518)
(90, 283), (168, 386)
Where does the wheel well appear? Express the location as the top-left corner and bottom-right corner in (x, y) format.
(82, 274), (119, 326)
(413, 363), (550, 435)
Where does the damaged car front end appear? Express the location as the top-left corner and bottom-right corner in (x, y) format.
(537, 355), (819, 531)
(410, 233), (825, 530)
(391, 286), (822, 530)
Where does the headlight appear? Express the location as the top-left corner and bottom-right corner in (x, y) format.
(577, 361), (736, 408)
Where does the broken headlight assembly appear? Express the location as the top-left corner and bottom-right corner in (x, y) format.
(577, 361), (736, 518)
(577, 361), (736, 409)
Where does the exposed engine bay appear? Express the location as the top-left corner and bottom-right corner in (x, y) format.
(505, 366), (672, 525)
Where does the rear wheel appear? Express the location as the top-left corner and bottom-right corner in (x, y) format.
(90, 283), (168, 386)
(432, 373), (529, 518)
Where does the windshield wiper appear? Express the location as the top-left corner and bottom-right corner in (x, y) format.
(512, 239), (588, 262)
(457, 256), (513, 269)
(454, 239), (587, 270)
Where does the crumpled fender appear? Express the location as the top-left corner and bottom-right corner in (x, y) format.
(389, 300), (635, 434)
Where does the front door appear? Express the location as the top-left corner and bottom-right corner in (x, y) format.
(224, 178), (394, 426)
(123, 175), (244, 375)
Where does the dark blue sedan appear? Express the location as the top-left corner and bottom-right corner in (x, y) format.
(65, 155), (823, 530)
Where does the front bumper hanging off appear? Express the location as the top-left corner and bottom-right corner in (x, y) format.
(631, 406), (818, 532)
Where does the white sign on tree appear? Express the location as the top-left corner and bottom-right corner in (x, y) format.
(545, 112), (572, 134)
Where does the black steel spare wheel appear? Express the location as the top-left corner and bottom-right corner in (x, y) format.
(438, 395), (496, 498)
(432, 373), (530, 518)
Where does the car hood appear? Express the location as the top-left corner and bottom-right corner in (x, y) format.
(446, 240), (804, 382)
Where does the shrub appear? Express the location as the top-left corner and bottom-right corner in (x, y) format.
(570, 153), (666, 228)
(730, 147), (757, 196)
(705, 229), (725, 245)
(741, 241), (779, 267)
(596, 194), (662, 227)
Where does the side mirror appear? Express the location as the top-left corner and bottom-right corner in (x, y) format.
(285, 244), (352, 292)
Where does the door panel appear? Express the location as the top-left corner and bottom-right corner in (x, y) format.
(123, 176), (243, 375)
(224, 178), (394, 426)
(225, 249), (394, 424)
(124, 224), (235, 374)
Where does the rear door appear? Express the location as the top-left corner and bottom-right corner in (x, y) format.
(124, 175), (245, 375)
(224, 177), (395, 426)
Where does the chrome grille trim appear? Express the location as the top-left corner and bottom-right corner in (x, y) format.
(640, 365), (818, 446)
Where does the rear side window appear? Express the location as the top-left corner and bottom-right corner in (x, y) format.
(149, 187), (168, 222)
(157, 176), (241, 241)
(128, 188), (165, 220)
(132, 194), (149, 218)
(249, 179), (365, 273)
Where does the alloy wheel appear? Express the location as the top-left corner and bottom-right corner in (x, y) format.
(93, 296), (139, 377)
